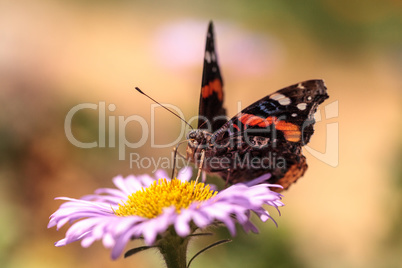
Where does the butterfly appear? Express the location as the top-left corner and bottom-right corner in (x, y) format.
(186, 21), (329, 191)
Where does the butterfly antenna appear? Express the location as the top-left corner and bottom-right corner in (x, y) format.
(135, 87), (193, 130)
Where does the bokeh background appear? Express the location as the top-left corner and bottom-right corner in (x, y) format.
(1, 0), (401, 267)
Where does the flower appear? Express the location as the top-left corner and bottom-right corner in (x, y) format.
(48, 168), (284, 260)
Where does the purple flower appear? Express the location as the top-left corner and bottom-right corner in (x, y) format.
(48, 168), (284, 260)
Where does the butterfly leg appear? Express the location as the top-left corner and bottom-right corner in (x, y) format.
(171, 147), (179, 179)
(195, 150), (205, 184)
(171, 140), (190, 179)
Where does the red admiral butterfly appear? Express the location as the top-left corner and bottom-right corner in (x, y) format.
(186, 22), (329, 191)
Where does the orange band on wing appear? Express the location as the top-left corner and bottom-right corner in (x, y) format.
(240, 114), (275, 128)
(238, 113), (301, 142)
(232, 123), (240, 131)
(201, 79), (223, 101)
(275, 121), (301, 142)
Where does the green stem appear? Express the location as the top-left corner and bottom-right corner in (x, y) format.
(157, 227), (189, 268)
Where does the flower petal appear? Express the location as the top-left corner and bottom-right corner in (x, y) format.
(48, 169), (283, 260)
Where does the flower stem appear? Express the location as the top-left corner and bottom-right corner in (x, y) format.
(157, 228), (189, 268)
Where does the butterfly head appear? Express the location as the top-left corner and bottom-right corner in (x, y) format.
(187, 130), (212, 146)
(186, 130), (212, 160)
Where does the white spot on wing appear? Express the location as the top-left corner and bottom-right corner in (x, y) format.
(307, 96), (312, 101)
(270, 93), (284, 101)
(297, 103), (307, 110)
(291, 113), (297, 117)
(278, 98), (291, 106)
(205, 51), (211, 63)
(211, 52), (216, 62)
(297, 83), (306, 89)
(270, 93), (291, 106)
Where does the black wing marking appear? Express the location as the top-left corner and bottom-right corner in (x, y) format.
(197, 21), (227, 132)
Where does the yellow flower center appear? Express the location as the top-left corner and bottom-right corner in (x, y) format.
(114, 178), (217, 218)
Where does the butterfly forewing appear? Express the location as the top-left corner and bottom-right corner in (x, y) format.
(197, 22), (227, 132)
(211, 79), (328, 146)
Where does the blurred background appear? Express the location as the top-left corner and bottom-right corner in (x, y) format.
(1, 0), (401, 267)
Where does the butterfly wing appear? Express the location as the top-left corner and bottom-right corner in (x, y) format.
(208, 79), (328, 189)
(197, 21), (227, 132)
(212, 79), (328, 145)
